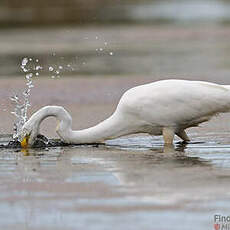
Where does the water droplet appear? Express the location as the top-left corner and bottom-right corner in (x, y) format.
(21, 58), (28, 66)
(26, 73), (33, 79)
(29, 58), (32, 61)
(58, 66), (63, 69)
(56, 70), (60, 74)
(51, 76), (55, 79)
(104, 42), (108, 46)
(49, 66), (54, 71)
(35, 66), (42, 70)
(99, 48), (103, 51)
(10, 95), (19, 102)
(21, 67), (28, 72)
(109, 52), (114, 56)
(36, 72), (39, 76)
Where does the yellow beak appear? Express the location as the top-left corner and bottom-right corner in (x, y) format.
(21, 135), (30, 148)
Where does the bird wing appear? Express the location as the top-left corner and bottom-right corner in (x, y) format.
(120, 80), (230, 127)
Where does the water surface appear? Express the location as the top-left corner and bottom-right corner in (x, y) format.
(0, 133), (230, 230)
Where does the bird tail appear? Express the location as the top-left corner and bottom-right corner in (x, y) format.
(224, 85), (230, 90)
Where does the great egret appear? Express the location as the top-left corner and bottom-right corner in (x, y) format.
(20, 79), (230, 148)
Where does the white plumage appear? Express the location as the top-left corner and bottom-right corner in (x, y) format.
(20, 79), (230, 147)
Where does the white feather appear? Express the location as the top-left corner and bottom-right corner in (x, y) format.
(20, 79), (230, 146)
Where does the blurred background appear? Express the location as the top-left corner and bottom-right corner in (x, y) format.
(1, 0), (230, 25)
(1, 0), (230, 78)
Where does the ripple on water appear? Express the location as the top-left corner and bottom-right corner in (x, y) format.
(0, 134), (230, 230)
(1, 134), (230, 169)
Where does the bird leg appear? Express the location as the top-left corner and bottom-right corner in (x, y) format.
(176, 130), (190, 143)
(162, 127), (175, 145)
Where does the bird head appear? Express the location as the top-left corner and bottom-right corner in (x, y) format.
(20, 134), (30, 148)
(19, 121), (39, 148)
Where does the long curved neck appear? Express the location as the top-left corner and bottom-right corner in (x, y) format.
(69, 113), (130, 144)
(29, 106), (132, 144)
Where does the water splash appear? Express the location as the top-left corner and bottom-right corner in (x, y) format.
(10, 57), (38, 140)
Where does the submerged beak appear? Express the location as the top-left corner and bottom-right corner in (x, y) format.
(21, 135), (30, 148)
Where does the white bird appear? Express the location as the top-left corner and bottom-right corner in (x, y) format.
(20, 79), (230, 148)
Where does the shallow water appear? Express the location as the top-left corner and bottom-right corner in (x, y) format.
(0, 133), (230, 230)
